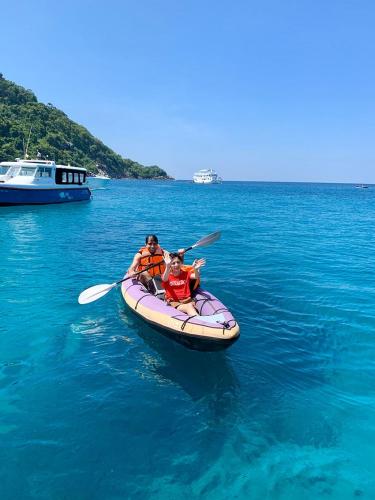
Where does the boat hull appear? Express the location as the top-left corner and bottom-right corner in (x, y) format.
(0, 186), (91, 205)
(193, 179), (220, 184)
(121, 276), (240, 351)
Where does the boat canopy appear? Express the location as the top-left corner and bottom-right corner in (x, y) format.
(16, 159), (55, 165)
(56, 164), (87, 171)
(3, 159), (87, 172)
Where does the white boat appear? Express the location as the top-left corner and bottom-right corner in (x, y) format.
(193, 169), (222, 184)
(87, 173), (111, 189)
(0, 158), (91, 205)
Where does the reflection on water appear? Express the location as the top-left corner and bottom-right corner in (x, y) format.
(119, 306), (239, 417)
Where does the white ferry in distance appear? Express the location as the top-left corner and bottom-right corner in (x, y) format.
(0, 158), (91, 205)
(193, 169), (222, 184)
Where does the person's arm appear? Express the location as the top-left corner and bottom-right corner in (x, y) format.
(190, 258), (206, 279)
(162, 251), (172, 282)
(128, 253), (141, 277)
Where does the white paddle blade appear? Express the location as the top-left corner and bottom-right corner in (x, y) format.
(78, 283), (116, 305)
(193, 231), (221, 248)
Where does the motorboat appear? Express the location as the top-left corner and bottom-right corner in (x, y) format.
(87, 172), (111, 189)
(193, 169), (222, 184)
(0, 158), (91, 205)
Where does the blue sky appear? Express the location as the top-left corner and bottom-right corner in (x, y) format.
(1, 0), (375, 181)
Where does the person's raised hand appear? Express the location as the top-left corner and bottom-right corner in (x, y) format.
(193, 258), (206, 270)
(163, 250), (172, 265)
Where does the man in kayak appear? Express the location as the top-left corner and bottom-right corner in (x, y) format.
(128, 235), (185, 291)
(162, 251), (205, 316)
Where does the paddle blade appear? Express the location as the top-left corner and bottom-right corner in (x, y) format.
(78, 283), (116, 304)
(192, 231), (221, 248)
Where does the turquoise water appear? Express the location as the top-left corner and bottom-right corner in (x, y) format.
(1, 181), (375, 499)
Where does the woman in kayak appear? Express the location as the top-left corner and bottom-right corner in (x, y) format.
(128, 234), (165, 286)
(162, 251), (206, 316)
(128, 235), (185, 290)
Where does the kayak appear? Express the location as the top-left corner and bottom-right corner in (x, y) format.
(121, 275), (240, 351)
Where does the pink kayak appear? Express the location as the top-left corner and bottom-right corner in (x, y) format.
(121, 275), (240, 351)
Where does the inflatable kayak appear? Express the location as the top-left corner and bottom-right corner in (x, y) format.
(121, 275), (240, 351)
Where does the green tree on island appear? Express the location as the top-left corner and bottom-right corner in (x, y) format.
(0, 74), (170, 179)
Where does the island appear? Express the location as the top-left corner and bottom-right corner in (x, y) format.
(0, 74), (171, 180)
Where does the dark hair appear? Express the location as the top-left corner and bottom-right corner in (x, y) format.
(145, 234), (158, 244)
(169, 252), (183, 262)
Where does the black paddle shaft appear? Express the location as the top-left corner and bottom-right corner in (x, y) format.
(115, 245), (193, 286)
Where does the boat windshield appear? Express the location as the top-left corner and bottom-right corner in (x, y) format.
(5, 166), (21, 177)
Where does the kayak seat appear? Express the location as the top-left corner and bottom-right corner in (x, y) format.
(147, 276), (165, 299)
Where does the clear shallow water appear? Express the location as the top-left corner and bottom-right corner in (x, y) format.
(1, 181), (375, 499)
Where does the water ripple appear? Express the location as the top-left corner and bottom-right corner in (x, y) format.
(1, 181), (375, 498)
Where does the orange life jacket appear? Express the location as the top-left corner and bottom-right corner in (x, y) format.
(181, 264), (200, 291)
(136, 246), (165, 277)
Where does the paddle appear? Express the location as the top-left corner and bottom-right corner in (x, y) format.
(78, 231), (221, 305)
